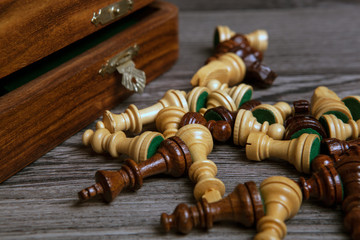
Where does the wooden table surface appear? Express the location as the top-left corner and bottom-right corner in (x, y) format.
(1, 1), (360, 239)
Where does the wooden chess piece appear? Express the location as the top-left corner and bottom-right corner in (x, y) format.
(246, 132), (321, 173)
(319, 114), (360, 140)
(103, 89), (189, 133)
(78, 136), (192, 203)
(311, 86), (352, 123)
(155, 106), (187, 138)
(254, 176), (302, 240)
(83, 121), (164, 162)
(335, 147), (360, 240)
(284, 100), (327, 140)
(179, 112), (232, 142)
(186, 86), (210, 112)
(252, 102), (292, 125)
(190, 52), (246, 88)
(321, 138), (360, 156)
(342, 96), (360, 121)
(233, 109), (285, 146)
(176, 124), (225, 203)
(199, 89), (237, 115)
(226, 83), (253, 109)
(161, 181), (264, 234)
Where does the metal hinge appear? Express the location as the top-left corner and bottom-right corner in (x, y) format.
(91, 0), (133, 26)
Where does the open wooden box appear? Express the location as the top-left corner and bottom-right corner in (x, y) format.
(0, 0), (179, 182)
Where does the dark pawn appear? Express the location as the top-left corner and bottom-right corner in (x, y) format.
(161, 181), (264, 234)
(78, 136), (192, 203)
(321, 138), (360, 156)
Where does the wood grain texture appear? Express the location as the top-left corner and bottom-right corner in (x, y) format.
(0, 0), (154, 78)
(1, 2), (360, 240)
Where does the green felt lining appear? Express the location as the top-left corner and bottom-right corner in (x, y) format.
(319, 116), (330, 137)
(323, 111), (349, 123)
(343, 97), (360, 121)
(238, 89), (253, 108)
(291, 128), (323, 140)
(252, 109), (276, 124)
(204, 110), (224, 121)
(309, 137), (321, 165)
(147, 135), (164, 159)
(213, 29), (220, 47)
(196, 91), (209, 112)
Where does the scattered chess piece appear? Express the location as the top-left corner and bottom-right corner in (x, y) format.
(226, 83), (253, 109)
(176, 124), (225, 203)
(246, 132), (321, 173)
(82, 121), (164, 162)
(319, 114), (360, 140)
(214, 26), (268, 52)
(239, 99), (262, 111)
(186, 86), (210, 112)
(284, 100), (327, 140)
(321, 138), (360, 156)
(233, 109), (285, 146)
(191, 52), (246, 88)
(161, 181), (264, 234)
(311, 86), (352, 123)
(103, 89), (189, 133)
(78, 136), (192, 202)
(254, 176), (302, 240)
(179, 112), (232, 142)
(342, 96), (360, 121)
(335, 147), (360, 240)
(252, 101), (292, 125)
(199, 89), (237, 115)
(155, 106), (187, 138)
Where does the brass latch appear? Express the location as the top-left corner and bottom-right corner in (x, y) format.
(91, 0), (133, 26)
(99, 45), (146, 93)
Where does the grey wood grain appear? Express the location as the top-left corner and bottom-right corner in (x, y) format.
(0, 3), (359, 240)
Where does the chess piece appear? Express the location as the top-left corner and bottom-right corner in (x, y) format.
(103, 89), (189, 133)
(186, 86), (210, 112)
(319, 114), (360, 140)
(239, 99), (262, 111)
(78, 136), (192, 202)
(176, 124), (225, 203)
(161, 181), (264, 234)
(321, 138), (360, 156)
(179, 112), (232, 142)
(82, 121), (164, 162)
(191, 52), (246, 88)
(335, 147), (360, 240)
(311, 86), (352, 123)
(342, 96), (360, 121)
(199, 89), (237, 115)
(284, 100), (327, 140)
(246, 132), (321, 173)
(252, 102), (292, 125)
(155, 106), (187, 138)
(233, 109), (285, 146)
(254, 176), (302, 240)
(226, 83), (253, 108)
(214, 26), (268, 52)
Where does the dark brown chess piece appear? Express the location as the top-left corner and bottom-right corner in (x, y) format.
(160, 181), (264, 234)
(321, 138), (360, 156)
(284, 100), (327, 140)
(179, 112), (232, 142)
(78, 136), (192, 203)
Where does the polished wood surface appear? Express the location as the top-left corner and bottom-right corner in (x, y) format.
(1, 1), (360, 239)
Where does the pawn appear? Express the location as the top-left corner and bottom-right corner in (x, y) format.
(199, 89), (237, 115)
(161, 181), (264, 234)
(176, 124), (225, 203)
(252, 101), (292, 125)
(186, 86), (210, 112)
(179, 112), (232, 142)
(155, 106), (187, 138)
(321, 138), (360, 156)
(342, 95), (360, 121)
(246, 132), (321, 173)
(254, 176), (302, 240)
(82, 121), (164, 162)
(225, 83), (253, 109)
(190, 52), (246, 88)
(233, 109), (285, 146)
(78, 136), (192, 202)
(103, 89), (189, 133)
(319, 114), (360, 140)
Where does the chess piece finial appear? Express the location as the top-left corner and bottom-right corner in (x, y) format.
(246, 132), (321, 173)
(78, 136), (192, 202)
(176, 124), (225, 203)
(161, 181), (264, 234)
(284, 100), (327, 140)
(321, 138), (360, 156)
(191, 52), (246, 88)
(155, 106), (187, 138)
(252, 102), (292, 125)
(199, 89), (237, 115)
(311, 86), (352, 123)
(103, 89), (189, 133)
(320, 114), (360, 140)
(342, 96), (360, 121)
(179, 112), (232, 142)
(233, 109), (285, 146)
(254, 176), (302, 240)
(83, 121), (164, 162)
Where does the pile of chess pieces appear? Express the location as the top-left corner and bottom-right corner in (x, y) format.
(78, 26), (360, 240)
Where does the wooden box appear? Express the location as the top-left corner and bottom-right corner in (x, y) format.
(0, 0), (179, 182)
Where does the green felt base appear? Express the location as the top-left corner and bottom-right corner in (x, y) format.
(319, 116), (330, 137)
(204, 110), (225, 121)
(239, 89), (253, 108)
(309, 136), (321, 165)
(213, 29), (220, 47)
(196, 91), (209, 112)
(323, 111), (349, 123)
(147, 135), (164, 159)
(252, 108), (276, 124)
(291, 128), (323, 140)
(343, 97), (360, 121)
